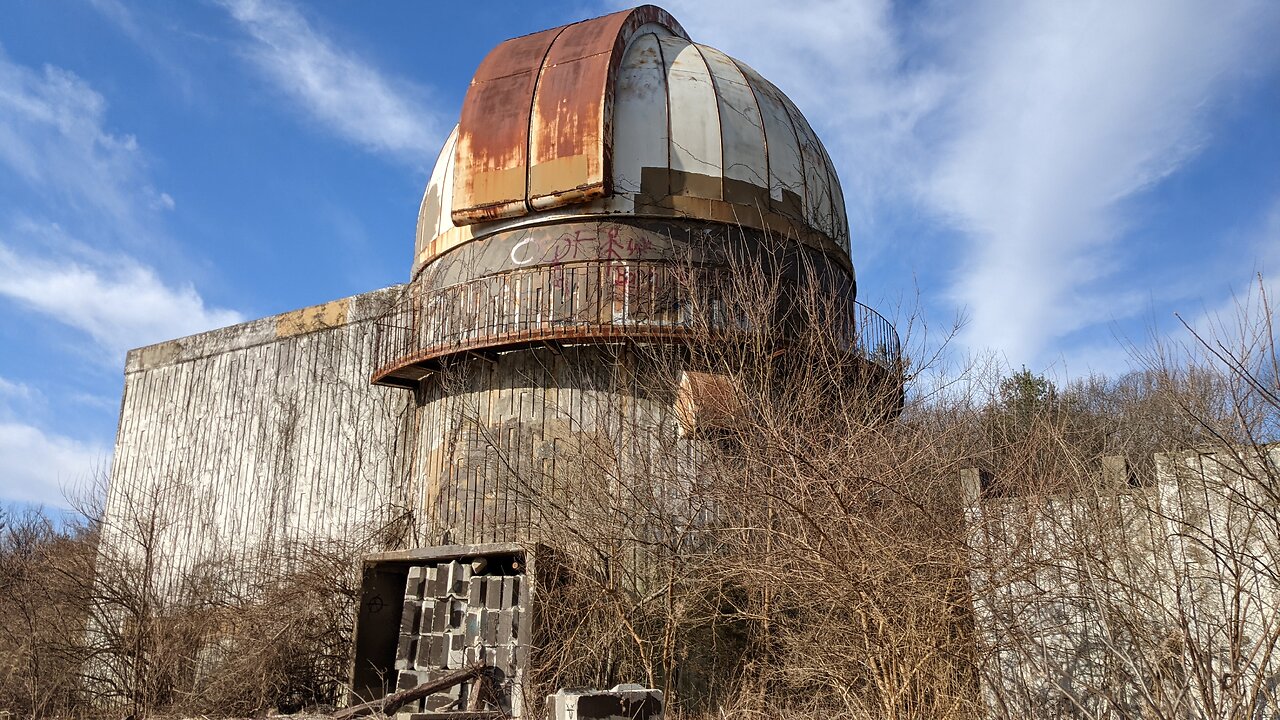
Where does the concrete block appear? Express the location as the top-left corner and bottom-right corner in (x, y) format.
(395, 634), (416, 670)
(397, 670), (428, 691)
(959, 467), (991, 504)
(1103, 455), (1136, 486)
(438, 634), (453, 669)
(547, 685), (663, 720)
(448, 598), (466, 629)
(404, 566), (424, 600)
(485, 576), (504, 609)
(443, 560), (468, 596)
(423, 564), (440, 598)
(467, 576), (484, 605)
(424, 682), (462, 711)
(482, 607), (499, 644)
(415, 634), (436, 669)
(492, 645), (511, 675)
(418, 598), (437, 634)
(399, 601), (420, 635)
(466, 607), (487, 644)
(497, 608), (513, 645)
(429, 599), (449, 633)
(503, 575), (519, 608)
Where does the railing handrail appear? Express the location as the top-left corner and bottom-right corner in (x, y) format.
(372, 261), (900, 384)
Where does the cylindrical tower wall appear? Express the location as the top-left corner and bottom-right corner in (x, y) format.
(406, 344), (694, 547)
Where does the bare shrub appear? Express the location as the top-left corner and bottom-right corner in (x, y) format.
(0, 505), (98, 718)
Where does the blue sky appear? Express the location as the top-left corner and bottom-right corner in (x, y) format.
(1, 0), (1278, 507)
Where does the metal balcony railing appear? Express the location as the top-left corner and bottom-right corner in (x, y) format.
(372, 261), (900, 387)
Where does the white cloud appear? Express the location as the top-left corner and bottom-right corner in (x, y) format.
(0, 421), (106, 507)
(0, 47), (241, 359)
(0, 376), (35, 401)
(220, 0), (442, 160)
(0, 374), (103, 508)
(1176, 196), (1280, 344)
(929, 0), (1277, 363)
(0, 47), (176, 244)
(625, 0), (1278, 367)
(0, 243), (243, 357)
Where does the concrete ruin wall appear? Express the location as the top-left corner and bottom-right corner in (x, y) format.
(966, 447), (1280, 718)
(101, 286), (416, 595)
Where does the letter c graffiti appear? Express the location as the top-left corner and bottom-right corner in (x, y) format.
(510, 237), (536, 266)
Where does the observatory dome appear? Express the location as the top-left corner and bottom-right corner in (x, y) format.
(413, 4), (850, 277)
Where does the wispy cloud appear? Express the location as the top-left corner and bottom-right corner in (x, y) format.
(0, 47), (170, 244)
(626, 0), (1279, 367)
(0, 376), (36, 401)
(0, 421), (106, 506)
(0, 46), (239, 502)
(929, 0), (1278, 363)
(0, 375), (105, 507)
(0, 242), (243, 357)
(0, 48), (242, 359)
(220, 0), (442, 160)
(1178, 195), (1280, 342)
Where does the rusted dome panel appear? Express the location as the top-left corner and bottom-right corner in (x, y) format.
(417, 5), (853, 276)
(529, 6), (685, 210)
(452, 5), (687, 225)
(452, 26), (564, 224)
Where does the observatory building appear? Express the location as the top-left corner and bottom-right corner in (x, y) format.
(99, 5), (900, 714)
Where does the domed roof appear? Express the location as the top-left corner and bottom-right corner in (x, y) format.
(414, 5), (849, 275)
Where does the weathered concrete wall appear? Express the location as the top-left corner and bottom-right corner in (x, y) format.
(101, 286), (415, 594)
(966, 447), (1280, 718)
(406, 345), (695, 547)
(100, 284), (715, 590)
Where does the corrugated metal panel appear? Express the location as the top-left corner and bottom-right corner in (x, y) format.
(452, 27), (563, 224)
(661, 35), (722, 199)
(697, 44), (769, 209)
(731, 59), (806, 222)
(409, 346), (695, 546)
(613, 32), (669, 201)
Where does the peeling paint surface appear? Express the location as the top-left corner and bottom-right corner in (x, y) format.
(613, 32), (670, 200)
(418, 9), (850, 276)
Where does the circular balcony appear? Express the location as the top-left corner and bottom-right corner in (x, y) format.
(371, 261), (900, 390)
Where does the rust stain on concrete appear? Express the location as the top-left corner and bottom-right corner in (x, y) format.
(276, 297), (350, 338)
